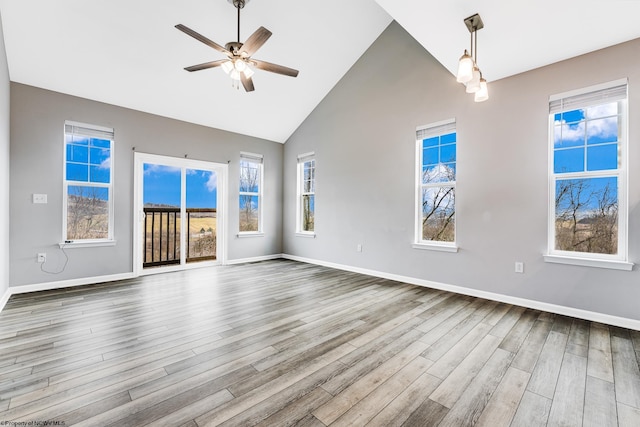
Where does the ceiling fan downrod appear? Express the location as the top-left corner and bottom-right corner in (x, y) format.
(231, 0), (247, 43)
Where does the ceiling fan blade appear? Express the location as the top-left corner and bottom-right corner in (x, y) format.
(184, 59), (228, 72)
(175, 24), (230, 55)
(240, 26), (272, 57)
(252, 59), (299, 77)
(241, 73), (255, 92)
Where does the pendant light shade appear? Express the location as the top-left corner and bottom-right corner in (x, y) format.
(456, 50), (474, 83)
(465, 67), (481, 93)
(474, 77), (489, 102)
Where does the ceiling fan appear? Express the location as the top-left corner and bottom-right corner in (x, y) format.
(176, 0), (299, 92)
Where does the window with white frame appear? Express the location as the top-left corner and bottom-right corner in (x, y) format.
(547, 79), (629, 267)
(239, 152), (263, 233)
(297, 153), (315, 234)
(64, 121), (114, 242)
(415, 119), (456, 246)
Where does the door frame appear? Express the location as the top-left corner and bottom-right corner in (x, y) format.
(133, 152), (228, 276)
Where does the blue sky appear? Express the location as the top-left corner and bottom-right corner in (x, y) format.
(143, 164), (217, 208)
(66, 136), (111, 183)
(553, 103), (618, 174)
(553, 104), (619, 213)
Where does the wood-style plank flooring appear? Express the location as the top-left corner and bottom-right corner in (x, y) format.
(1, 259), (639, 426)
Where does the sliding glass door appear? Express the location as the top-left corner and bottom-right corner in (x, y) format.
(134, 153), (226, 275)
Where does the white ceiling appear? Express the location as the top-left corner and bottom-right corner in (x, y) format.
(1, 1), (640, 143)
(376, 0), (640, 83)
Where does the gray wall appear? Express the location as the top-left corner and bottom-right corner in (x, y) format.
(0, 12), (9, 297)
(283, 21), (640, 321)
(10, 83), (283, 287)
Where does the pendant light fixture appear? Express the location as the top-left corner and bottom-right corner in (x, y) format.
(456, 13), (488, 102)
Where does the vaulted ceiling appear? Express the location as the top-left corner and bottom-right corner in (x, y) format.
(2, 0), (640, 143)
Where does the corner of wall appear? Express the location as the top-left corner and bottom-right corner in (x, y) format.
(0, 9), (12, 301)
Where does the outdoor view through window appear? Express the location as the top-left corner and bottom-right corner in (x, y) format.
(142, 164), (217, 268)
(239, 153), (262, 232)
(64, 123), (113, 242)
(551, 83), (626, 257)
(417, 120), (456, 245)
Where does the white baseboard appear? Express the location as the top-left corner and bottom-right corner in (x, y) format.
(282, 254), (640, 331)
(0, 287), (10, 313)
(225, 253), (284, 265)
(0, 256), (280, 314)
(1, 272), (136, 312)
(0, 256), (281, 313)
(3, 255), (639, 331)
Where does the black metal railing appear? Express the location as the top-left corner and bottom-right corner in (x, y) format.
(143, 207), (216, 268)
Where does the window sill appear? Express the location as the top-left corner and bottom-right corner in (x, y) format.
(59, 240), (116, 249)
(543, 254), (633, 271)
(237, 232), (265, 238)
(412, 242), (459, 253)
(295, 232), (316, 239)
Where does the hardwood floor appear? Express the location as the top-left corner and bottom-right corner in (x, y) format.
(1, 259), (639, 426)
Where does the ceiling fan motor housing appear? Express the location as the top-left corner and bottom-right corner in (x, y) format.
(225, 41), (244, 55)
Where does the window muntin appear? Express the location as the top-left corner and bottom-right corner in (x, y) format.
(64, 122), (114, 242)
(297, 153), (315, 233)
(416, 120), (456, 245)
(239, 152), (263, 233)
(549, 81), (627, 261)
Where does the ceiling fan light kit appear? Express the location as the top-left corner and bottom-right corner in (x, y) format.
(176, 0), (299, 92)
(456, 13), (488, 102)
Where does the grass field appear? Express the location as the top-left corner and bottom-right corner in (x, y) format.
(144, 211), (216, 265)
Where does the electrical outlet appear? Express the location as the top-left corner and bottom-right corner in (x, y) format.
(356, 244), (362, 252)
(515, 261), (524, 273)
(33, 194), (48, 204)
(37, 253), (46, 263)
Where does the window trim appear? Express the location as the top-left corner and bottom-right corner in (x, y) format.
(546, 79), (632, 269)
(62, 120), (115, 246)
(296, 152), (316, 236)
(414, 118), (458, 252)
(238, 151), (264, 235)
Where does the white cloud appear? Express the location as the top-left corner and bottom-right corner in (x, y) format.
(143, 164), (181, 175)
(554, 113), (617, 144)
(422, 163), (455, 183)
(206, 172), (218, 192)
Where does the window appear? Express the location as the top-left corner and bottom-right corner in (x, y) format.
(63, 121), (114, 243)
(547, 79), (631, 269)
(239, 152), (263, 233)
(414, 119), (457, 250)
(297, 153), (315, 234)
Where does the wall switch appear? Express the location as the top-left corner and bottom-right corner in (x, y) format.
(37, 253), (47, 263)
(356, 244), (362, 252)
(33, 194), (48, 204)
(515, 261), (524, 273)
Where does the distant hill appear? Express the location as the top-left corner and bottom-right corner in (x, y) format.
(144, 202), (180, 208)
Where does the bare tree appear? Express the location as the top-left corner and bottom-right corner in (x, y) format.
(67, 186), (108, 239)
(240, 162), (260, 231)
(555, 178), (617, 254)
(302, 195), (314, 231)
(421, 165), (455, 242)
